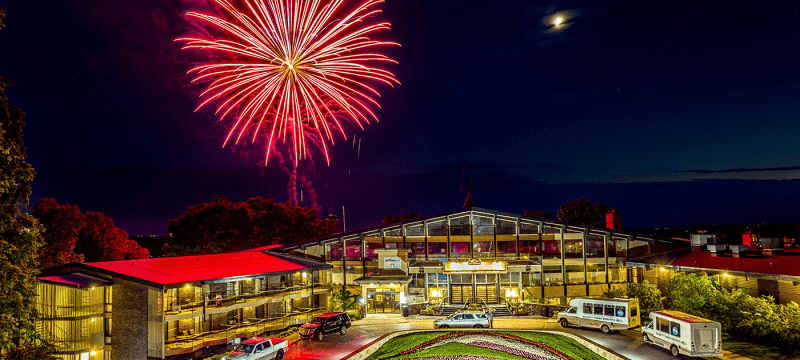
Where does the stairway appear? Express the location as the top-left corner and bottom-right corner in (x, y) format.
(489, 305), (512, 317)
(437, 305), (462, 317)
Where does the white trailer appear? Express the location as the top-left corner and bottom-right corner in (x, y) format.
(557, 297), (640, 333)
(642, 310), (722, 358)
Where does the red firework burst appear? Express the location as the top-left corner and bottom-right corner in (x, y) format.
(178, 0), (399, 165)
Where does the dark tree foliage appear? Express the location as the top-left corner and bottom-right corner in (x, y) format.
(31, 198), (85, 268)
(0, 7), (57, 355)
(557, 197), (612, 228)
(32, 198), (150, 267)
(165, 196), (326, 256)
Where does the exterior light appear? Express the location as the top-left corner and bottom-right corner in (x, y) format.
(91, 287), (95, 291)
(660, 268), (665, 272)
(370, 283), (374, 286)
(185, 284), (191, 288)
(389, 283), (394, 287)
(359, 298), (366, 304)
(91, 318), (95, 323)
(723, 273), (729, 277)
(90, 351), (96, 356)
(554, 17), (563, 26)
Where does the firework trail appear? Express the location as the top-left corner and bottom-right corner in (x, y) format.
(178, 0), (399, 166)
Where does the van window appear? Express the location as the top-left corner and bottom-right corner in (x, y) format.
(593, 304), (603, 315)
(604, 305), (615, 316)
(567, 307), (577, 314)
(583, 303), (592, 314)
(615, 306), (626, 317)
(630, 308), (637, 317)
(658, 317), (670, 333)
(670, 321), (681, 337)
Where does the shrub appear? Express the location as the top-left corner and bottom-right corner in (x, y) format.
(666, 273), (720, 317)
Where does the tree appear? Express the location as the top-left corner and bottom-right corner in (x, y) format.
(77, 212), (150, 262)
(165, 196), (326, 256)
(666, 273), (720, 317)
(31, 198), (149, 266)
(557, 197), (612, 228)
(31, 198), (85, 268)
(0, 6), (57, 354)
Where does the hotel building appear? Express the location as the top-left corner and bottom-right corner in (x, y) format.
(273, 207), (666, 314)
(35, 247), (332, 360)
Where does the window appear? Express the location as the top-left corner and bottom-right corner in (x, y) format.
(475, 314), (487, 319)
(593, 304), (603, 315)
(631, 308), (638, 317)
(254, 344), (263, 352)
(604, 305), (615, 316)
(263, 341), (271, 348)
(451, 315), (462, 320)
(462, 314), (474, 319)
(568, 307), (577, 314)
(583, 303), (592, 314)
(658, 317), (670, 333)
(670, 322), (681, 337)
(615, 306), (626, 317)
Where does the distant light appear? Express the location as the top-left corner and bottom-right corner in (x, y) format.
(723, 273), (729, 277)
(554, 17), (563, 26)
(660, 267), (665, 272)
(91, 318), (95, 323)
(185, 284), (191, 288)
(90, 351), (97, 356)
(91, 287), (95, 290)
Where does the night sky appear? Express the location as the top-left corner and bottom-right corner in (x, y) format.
(2, 0), (800, 235)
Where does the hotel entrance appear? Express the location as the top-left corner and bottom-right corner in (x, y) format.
(366, 291), (400, 313)
(448, 274), (500, 304)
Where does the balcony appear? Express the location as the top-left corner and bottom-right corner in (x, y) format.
(165, 308), (326, 356)
(164, 285), (328, 321)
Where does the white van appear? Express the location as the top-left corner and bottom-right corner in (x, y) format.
(557, 297), (640, 333)
(642, 310), (722, 357)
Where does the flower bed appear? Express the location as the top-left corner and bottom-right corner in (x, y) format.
(365, 331), (605, 360)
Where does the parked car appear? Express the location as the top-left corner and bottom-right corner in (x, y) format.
(642, 311), (722, 357)
(299, 312), (351, 340)
(433, 311), (490, 328)
(557, 297), (640, 333)
(222, 337), (288, 360)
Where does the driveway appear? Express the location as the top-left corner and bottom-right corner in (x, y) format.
(284, 315), (749, 360)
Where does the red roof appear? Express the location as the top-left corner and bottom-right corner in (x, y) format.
(84, 251), (307, 285)
(670, 249), (800, 277)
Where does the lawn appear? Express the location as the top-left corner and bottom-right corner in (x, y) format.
(721, 333), (800, 360)
(365, 331), (606, 360)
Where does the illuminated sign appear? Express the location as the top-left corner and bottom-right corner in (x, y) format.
(443, 261), (507, 273)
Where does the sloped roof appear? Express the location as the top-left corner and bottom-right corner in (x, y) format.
(40, 248), (330, 287)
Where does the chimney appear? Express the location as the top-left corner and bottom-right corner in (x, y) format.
(525, 210), (544, 218)
(605, 210), (623, 230)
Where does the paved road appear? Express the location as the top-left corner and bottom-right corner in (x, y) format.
(285, 317), (730, 360)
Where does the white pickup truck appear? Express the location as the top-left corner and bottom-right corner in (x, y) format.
(221, 337), (288, 360)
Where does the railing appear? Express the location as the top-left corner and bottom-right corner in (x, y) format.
(39, 303), (104, 320)
(165, 284), (330, 317)
(164, 308), (326, 356)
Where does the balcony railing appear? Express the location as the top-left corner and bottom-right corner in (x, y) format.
(164, 308), (327, 356)
(164, 284), (331, 318)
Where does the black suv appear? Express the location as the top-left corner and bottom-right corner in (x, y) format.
(299, 312), (352, 340)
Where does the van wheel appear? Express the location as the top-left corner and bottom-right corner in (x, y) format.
(340, 326), (347, 335)
(473, 324), (482, 328)
(642, 333), (650, 343)
(600, 324), (611, 334)
(276, 349), (284, 360)
(316, 330), (324, 341)
(670, 345), (679, 357)
(559, 319), (569, 328)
